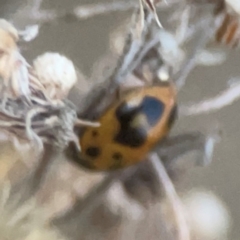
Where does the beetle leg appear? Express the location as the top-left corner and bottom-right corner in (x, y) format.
(157, 131), (220, 168)
(121, 131), (220, 205)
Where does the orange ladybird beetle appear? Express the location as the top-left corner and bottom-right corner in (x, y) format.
(74, 81), (177, 171)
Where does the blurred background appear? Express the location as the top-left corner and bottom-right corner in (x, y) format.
(0, 0), (239, 239)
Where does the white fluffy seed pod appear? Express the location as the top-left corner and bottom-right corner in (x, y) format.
(182, 189), (231, 240)
(158, 29), (185, 74)
(33, 52), (77, 100)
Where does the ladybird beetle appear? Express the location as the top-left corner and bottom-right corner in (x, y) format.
(71, 81), (177, 171)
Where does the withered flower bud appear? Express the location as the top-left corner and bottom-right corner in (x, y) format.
(33, 52), (77, 100)
(0, 19), (30, 98)
(0, 19), (19, 42)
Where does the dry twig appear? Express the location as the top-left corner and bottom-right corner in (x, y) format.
(180, 79), (240, 116)
(150, 153), (190, 240)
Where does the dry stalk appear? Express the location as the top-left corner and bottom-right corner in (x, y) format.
(150, 153), (190, 240)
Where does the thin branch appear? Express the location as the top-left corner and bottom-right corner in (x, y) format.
(180, 80), (240, 117)
(14, 0), (179, 24)
(150, 153), (190, 240)
(74, 119), (100, 127)
(13, 1), (137, 24)
(73, 1), (137, 20)
(157, 132), (214, 167)
(9, 144), (56, 206)
(25, 107), (47, 151)
(174, 16), (216, 90)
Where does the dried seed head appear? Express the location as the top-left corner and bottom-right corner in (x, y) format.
(33, 52), (77, 100)
(0, 20), (30, 98)
(0, 19), (19, 42)
(0, 21), (18, 81)
(158, 29), (185, 74)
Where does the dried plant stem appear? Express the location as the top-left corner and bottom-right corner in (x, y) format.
(15, 0), (179, 24)
(26, 107), (47, 151)
(157, 132), (209, 167)
(13, 1), (137, 25)
(74, 119), (100, 127)
(174, 16), (216, 90)
(73, 1), (137, 19)
(180, 80), (240, 116)
(79, 11), (159, 120)
(150, 153), (190, 240)
(9, 144), (56, 205)
(52, 172), (119, 237)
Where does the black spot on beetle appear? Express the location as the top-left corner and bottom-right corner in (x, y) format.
(85, 146), (101, 158)
(91, 130), (98, 137)
(114, 96), (165, 147)
(114, 127), (146, 147)
(112, 152), (123, 161)
(65, 142), (96, 170)
(108, 152), (124, 170)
